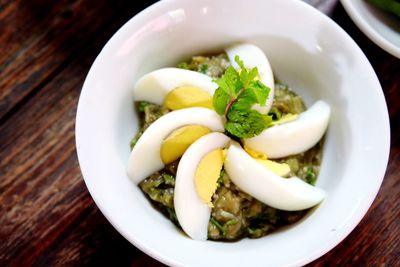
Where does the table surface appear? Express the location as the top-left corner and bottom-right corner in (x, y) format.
(1, 1), (399, 266)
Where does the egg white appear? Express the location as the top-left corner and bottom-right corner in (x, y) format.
(133, 68), (217, 104)
(224, 142), (326, 211)
(225, 43), (275, 113)
(127, 108), (224, 183)
(174, 132), (230, 240)
(243, 100), (331, 159)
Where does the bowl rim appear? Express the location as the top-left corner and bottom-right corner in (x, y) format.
(75, 0), (391, 266)
(340, 0), (400, 58)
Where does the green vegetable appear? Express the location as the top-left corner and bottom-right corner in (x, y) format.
(162, 173), (175, 186)
(129, 133), (142, 150)
(138, 101), (149, 112)
(212, 55), (272, 138)
(305, 167), (317, 185)
(177, 62), (189, 69)
(199, 63), (209, 74)
(210, 217), (226, 236)
(368, 0), (400, 17)
(166, 207), (178, 223)
(216, 169), (225, 187)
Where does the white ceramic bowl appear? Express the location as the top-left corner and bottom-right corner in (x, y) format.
(341, 0), (400, 58)
(75, 0), (390, 266)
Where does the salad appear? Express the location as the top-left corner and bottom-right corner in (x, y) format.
(127, 43), (330, 241)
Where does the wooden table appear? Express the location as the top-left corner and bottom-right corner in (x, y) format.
(1, 1), (399, 266)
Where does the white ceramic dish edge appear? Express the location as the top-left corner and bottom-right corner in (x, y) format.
(341, 0), (400, 58)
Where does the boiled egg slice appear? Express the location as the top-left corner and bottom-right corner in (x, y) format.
(243, 100), (331, 159)
(225, 43), (275, 113)
(127, 108), (224, 183)
(174, 132), (230, 240)
(133, 68), (217, 109)
(224, 142), (326, 211)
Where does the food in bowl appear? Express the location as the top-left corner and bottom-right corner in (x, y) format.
(127, 43), (330, 241)
(367, 0), (400, 17)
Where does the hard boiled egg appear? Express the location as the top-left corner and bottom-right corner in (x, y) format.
(224, 142), (326, 211)
(225, 43), (275, 113)
(243, 100), (331, 159)
(133, 68), (217, 109)
(127, 108), (224, 183)
(174, 132), (230, 240)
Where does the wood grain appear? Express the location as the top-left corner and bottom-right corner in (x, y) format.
(0, 1), (399, 266)
(0, 0), (156, 121)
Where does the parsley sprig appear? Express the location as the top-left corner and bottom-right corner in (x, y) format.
(212, 56), (272, 138)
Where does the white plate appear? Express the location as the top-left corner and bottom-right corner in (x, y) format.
(341, 0), (400, 58)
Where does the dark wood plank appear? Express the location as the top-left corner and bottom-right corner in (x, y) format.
(0, 0), (156, 121)
(0, 1), (159, 266)
(0, 1), (398, 266)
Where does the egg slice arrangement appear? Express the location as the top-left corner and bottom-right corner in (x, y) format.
(127, 43), (331, 240)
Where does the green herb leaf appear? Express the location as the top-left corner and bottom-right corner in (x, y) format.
(214, 66), (242, 97)
(225, 110), (272, 138)
(212, 55), (272, 138)
(248, 80), (269, 106)
(213, 88), (231, 115)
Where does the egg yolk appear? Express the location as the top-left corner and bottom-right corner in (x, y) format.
(255, 159), (291, 177)
(244, 145), (268, 160)
(271, 113), (299, 126)
(161, 125), (210, 164)
(195, 149), (224, 207)
(164, 86), (213, 110)
(244, 145), (290, 177)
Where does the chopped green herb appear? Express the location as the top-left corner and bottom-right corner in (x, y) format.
(177, 62), (189, 69)
(166, 207), (178, 222)
(212, 55), (272, 138)
(138, 101), (150, 112)
(129, 131), (143, 150)
(226, 219), (237, 225)
(217, 170), (225, 187)
(210, 217), (226, 236)
(225, 109), (272, 138)
(199, 63), (209, 74)
(305, 167), (316, 185)
(162, 173), (175, 186)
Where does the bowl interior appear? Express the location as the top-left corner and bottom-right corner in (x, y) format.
(76, 0), (390, 266)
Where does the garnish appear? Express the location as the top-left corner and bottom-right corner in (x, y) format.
(138, 101), (149, 112)
(305, 167), (317, 185)
(199, 63), (209, 74)
(177, 62), (189, 69)
(212, 55), (272, 138)
(216, 169), (225, 187)
(210, 217), (226, 236)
